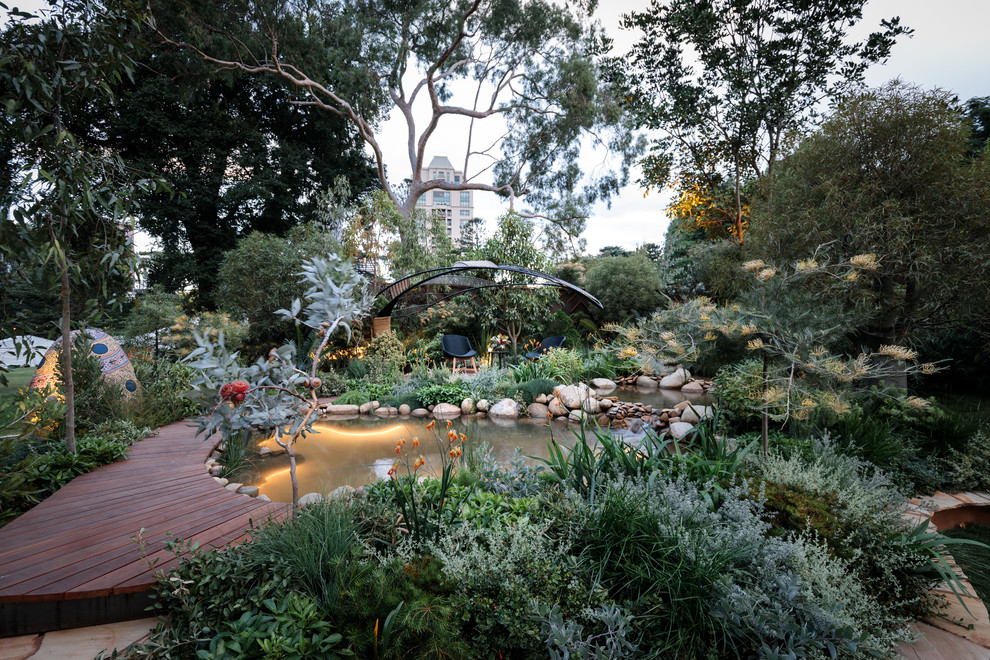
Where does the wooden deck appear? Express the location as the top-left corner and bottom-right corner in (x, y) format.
(0, 421), (289, 636)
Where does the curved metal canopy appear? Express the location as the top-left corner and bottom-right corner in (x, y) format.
(375, 261), (603, 321)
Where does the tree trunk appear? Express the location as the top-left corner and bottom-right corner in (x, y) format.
(60, 259), (76, 455)
(761, 353), (769, 458)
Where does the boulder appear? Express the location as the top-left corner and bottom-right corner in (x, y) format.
(371, 400), (381, 410)
(461, 398), (475, 415)
(680, 405), (714, 425)
(668, 422), (695, 439)
(398, 403), (411, 416)
(298, 492), (324, 507)
(590, 377), (617, 392)
(374, 407), (391, 417)
(489, 398), (522, 418)
(476, 399), (491, 412)
(548, 397), (569, 416)
(680, 380), (705, 394)
(237, 486), (260, 497)
(568, 409), (587, 424)
(554, 383), (592, 409)
(534, 393), (549, 404)
(432, 402), (461, 418)
(359, 402), (373, 414)
(635, 375), (659, 389)
(411, 408), (430, 417)
(659, 368), (691, 390)
(224, 482), (243, 492)
(214, 477), (229, 487)
(673, 400), (692, 412)
(581, 398), (601, 415)
(325, 404), (360, 415)
(328, 485), (356, 501)
(599, 398), (613, 411)
(257, 494), (272, 502)
(527, 402), (550, 419)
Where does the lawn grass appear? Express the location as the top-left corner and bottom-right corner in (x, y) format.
(0, 367), (34, 402)
(942, 522), (990, 604)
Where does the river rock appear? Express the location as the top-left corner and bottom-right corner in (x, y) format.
(325, 404), (360, 415)
(599, 398), (613, 411)
(359, 401), (373, 414)
(411, 407), (430, 417)
(626, 418), (643, 434)
(534, 393), (549, 404)
(208, 465), (223, 477)
(668, 422), (694, 439)
(659, 368), (691, 390)
(581, 398), (601, 414)
(636, 375), (659, 389)
(461, 398), (474, 415)
(224, 482), (243, 492)
(681, 380), (705, 394)
(680, 405), (714, 425)
(673, 400), (691, 412)
(432, 402), (461, 418)
(237, 486), (260, 497)
(399, 404), (411, 416)
(489, 398), (522, 418)
(568, 409), (587, 424)
(554, 383), (592, 409)
(528, 402), (550, 419)
(476, 399), (491, 412)
(214, 477), (228, 487)
(328, 484), (356, 501)
(371, 400), (381, 410)
(591, 377), (616, 392)
(298, 492), (324, 506)
(257, 494), (271, 502)
(548, 397), (569, 416)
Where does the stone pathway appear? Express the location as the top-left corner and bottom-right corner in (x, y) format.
(897, 491), (990, 658)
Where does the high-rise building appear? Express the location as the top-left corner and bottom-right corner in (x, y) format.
(416, 156), (473, 243)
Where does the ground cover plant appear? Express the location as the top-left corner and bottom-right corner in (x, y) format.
(130, 415), (976, 658)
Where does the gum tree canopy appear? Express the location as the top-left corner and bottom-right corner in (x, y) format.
(610, 0), (910, 245)
(147, 0), (638, 252)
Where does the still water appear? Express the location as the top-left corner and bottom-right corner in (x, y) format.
(253, 386), (710, 502)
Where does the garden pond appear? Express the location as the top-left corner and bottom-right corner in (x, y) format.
(253, 386), (711, 502)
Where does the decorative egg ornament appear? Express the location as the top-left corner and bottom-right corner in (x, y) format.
(29, 329), (141, 399)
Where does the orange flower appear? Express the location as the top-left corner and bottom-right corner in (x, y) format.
(412, 438), (419, 448)
(459, 433), (466, 443)
(446, 420), (453, 429)
(395, 446), (401, 454)
(447, 430), (457, 443)
(426, 420), (435, 431)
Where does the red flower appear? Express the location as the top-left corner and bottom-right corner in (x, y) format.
(231, 380), (250, 394)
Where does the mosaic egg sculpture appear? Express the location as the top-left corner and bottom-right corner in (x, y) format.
(29, 329), (140, 398)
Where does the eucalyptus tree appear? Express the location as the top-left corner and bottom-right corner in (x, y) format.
(0, 0), (160, 452)
(609, 0), (910, 244)
(146, 0), (638, 253)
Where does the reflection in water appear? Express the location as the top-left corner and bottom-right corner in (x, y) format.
(254, 387), (710, 502)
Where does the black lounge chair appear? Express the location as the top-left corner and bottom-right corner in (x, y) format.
(525, 335), (566, 359)
(441, 334), (478, 373)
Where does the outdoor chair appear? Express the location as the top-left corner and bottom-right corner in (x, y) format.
(525, 335), (566, 360)
(441, 334), (478, 373)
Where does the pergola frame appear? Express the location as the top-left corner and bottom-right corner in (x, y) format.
(372, 261), (602, 334)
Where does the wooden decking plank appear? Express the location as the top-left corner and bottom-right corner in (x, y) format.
(0, 420), (287, 619)
(0, 485), (236, 573)
(0, 497), (266, 599)
(0, 476), (220, 544)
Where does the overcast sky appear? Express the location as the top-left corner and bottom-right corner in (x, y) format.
(374, 0), (990, 257)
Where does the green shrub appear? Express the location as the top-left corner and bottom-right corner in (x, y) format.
(506, 378), (558, 405)
(131, 357), (199, 429)
(334, 390), (370, 406)
(416, 382), (470, 407)
(711, 358), (765, 428)
(314, 369), (348, 397)
(365, 331), (405, 385)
